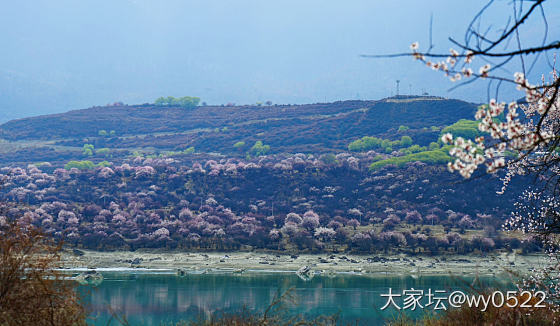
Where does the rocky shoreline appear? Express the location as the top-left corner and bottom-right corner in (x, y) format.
(59, 249), (548, 278)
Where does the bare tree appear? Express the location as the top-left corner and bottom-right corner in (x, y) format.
(0, 220), (87, 325)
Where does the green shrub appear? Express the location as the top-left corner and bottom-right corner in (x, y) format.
(440, 119), (481, 140)
(82, 144), (94, 157)
(64, 160), (95, 170)
(98, 130), (115, 137)
(183, 147), (195, 154)
(348, 136), (415, 153)
(233, 141), (246, 150)
(381, 139), (391, 149)
(398, 125), (410, 132)
(249, 141), (270, 156)
(348, 137), (380, 151)
(400, 136), (413, 147)
(154, 96), (200, 109)
(369, 147), (452, 171)
(400, 144), (427, 155)
(96, 161), (111, 167)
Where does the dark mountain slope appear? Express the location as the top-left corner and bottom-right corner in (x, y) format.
(0, 96), (479, 163)
(0, 101), (368, 141)
(0, 96), (477, 142)
(78, 97), (478, 154)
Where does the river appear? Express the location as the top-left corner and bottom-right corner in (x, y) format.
(82, 271), (512, 325)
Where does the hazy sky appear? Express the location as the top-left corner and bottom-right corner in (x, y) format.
(1, 1), (558, 121)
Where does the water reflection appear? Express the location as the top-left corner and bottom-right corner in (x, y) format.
(83, 272), (511, 325)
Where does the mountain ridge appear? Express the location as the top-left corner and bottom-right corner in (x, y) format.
(0, 96), (480, 164)
(0, 96), (477, 140)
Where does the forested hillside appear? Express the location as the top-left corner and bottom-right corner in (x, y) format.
(0, 96), (528, 254)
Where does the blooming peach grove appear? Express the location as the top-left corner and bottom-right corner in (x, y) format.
(0, 152), (530, 253)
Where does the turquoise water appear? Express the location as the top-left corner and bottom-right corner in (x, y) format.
(82, 271), (512, 325)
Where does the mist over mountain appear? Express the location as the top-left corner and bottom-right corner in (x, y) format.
(3, 0), (552, 121)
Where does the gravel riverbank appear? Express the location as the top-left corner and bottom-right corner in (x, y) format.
(59, 249), (547, 277)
